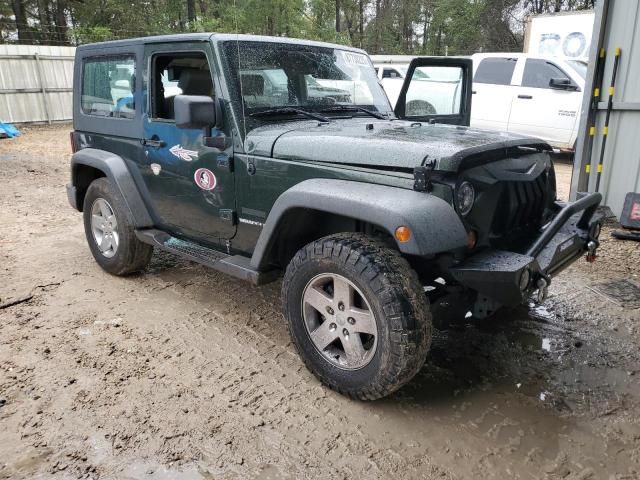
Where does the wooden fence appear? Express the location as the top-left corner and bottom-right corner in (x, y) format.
(0, 44), (75, 124)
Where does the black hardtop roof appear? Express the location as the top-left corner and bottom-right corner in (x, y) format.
(77, 33), (367, 55)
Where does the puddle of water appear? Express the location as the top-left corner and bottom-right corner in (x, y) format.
(373, 301), (640, 476)
(116, 463), (207, 480)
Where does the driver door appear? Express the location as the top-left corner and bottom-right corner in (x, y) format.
(394, 57), (473, 126)
(137, 43), (236, 242)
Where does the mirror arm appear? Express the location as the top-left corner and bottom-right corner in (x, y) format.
(203, 98), (227, 149)
(203, 133), (227, 149)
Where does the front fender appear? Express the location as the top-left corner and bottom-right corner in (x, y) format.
(250, 179), (468, 270)
(70, 148), (153, 228)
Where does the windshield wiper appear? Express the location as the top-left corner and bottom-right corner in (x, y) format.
(249, 107), (330, 123)
(319, 105), (388, 120)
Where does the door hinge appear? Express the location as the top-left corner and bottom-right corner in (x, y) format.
(220, 209), (237, 225)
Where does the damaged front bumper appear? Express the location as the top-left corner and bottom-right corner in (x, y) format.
(449, 193), (603, 311)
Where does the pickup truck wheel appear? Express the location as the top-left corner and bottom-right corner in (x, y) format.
(406, 99), (436, 116)
(282, 233), (432, 400)
(82, 178), (153, 276)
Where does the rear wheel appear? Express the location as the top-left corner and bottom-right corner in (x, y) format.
(82, 178), (153, 275)
(282, 233), (432, 400)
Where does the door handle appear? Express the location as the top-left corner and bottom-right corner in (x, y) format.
(517, 94), (533, 99)
(141, 138), (166, 148)
(472, 90), (477, 94)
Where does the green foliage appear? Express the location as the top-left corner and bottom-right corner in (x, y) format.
(73, 26), (114, 44)
(0, 0), (592, 54)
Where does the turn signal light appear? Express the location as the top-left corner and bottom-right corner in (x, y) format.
(395, 226), (411, 243)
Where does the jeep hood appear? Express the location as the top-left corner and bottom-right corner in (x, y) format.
(244, 120), (551, 172)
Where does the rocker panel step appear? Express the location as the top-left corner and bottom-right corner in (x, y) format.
(135, 229), (277, 285)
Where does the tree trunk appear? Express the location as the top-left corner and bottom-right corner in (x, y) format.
(335, 0), (340, 33)
(374, 0), (381, 52)
(54, 0), (69, 45)
(11, 0), (37, 43)
(36, 0), (52, 43)
(186, 0), (196, 28)
(199, 0), (207, 17)
(359, 0), (364, 48)
(422, 2), (429, 54)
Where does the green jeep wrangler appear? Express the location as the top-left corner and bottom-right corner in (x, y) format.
(67, 34), (602, 400)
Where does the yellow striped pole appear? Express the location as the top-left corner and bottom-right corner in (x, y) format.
(595, 47), (621, 192)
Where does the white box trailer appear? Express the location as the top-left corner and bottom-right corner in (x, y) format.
(524, 10), (595, 61)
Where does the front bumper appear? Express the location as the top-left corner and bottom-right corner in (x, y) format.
(449, 193), (602, 307)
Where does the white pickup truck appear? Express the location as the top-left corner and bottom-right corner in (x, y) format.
(375, 53), (586, 151)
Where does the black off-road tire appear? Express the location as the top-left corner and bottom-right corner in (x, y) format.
(82, 178), (153, 275)
(282, 233), (432, 400)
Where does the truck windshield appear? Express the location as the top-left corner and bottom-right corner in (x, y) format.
(567, 60), (587, 79)
(221, 40), (392, 129)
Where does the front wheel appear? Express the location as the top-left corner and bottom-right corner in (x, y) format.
(282, 233), (432, 400)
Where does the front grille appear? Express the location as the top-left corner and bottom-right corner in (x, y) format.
(491, 173), (549, 237)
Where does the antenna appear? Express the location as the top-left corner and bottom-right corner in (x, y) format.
(234, 0), (247, 138)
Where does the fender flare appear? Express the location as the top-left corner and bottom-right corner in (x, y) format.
(70, 148), (153, 227)
(250, 179), (468, 270)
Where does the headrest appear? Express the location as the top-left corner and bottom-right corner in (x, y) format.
(178, 69), (213, 96)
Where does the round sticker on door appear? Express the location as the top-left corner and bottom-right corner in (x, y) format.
(194, 168), (217, 191)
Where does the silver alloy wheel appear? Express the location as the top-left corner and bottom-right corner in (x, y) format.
(302, 273), (378, 370)
(90, 198), (119, 258)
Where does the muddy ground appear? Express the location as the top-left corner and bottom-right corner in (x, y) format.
(1, 125), (639, 480)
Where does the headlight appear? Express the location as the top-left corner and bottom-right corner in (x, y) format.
(456, 181), (475, 216)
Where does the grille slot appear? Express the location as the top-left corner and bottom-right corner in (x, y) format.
(491, 173), (548, 237)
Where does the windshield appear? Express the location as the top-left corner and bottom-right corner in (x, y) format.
(222, 41), (392, 131)
(567, 60), (587, 79)
(397, 66), (428, 80)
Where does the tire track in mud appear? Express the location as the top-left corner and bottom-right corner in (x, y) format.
(160, 291), (385, 477)
(147, 275), (456, 479)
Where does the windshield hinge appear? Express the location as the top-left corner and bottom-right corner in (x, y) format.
(414, 158), (436, 192)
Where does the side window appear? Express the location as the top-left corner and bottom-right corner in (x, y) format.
(404, 65), (464, 116)
(382, 68), (402, 79)
(522, 59), (570, 89)
(150, 52), (213, 121)
(81, 55), (135, 119)
(473, 57), (517, 85)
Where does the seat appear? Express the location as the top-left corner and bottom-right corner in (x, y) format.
(165, 69), (213, 119)
(178, 69), (214, 96)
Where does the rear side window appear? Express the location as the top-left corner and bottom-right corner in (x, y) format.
(82, 55), (136, 119)
(382, 68), (403, 79)
(522, 59), (571, 89)
(473, 57), (517, 85)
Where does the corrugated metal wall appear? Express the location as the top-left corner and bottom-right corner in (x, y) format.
(572, 0), (640, 218)
(0, 44), (75, 124)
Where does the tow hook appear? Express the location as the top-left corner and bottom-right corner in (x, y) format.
(586, 240), (598, 263)
(536, 277), (549, 304)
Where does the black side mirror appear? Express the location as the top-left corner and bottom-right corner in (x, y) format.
(175, 95), (217, 129)
(549, 78), (577, 90)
